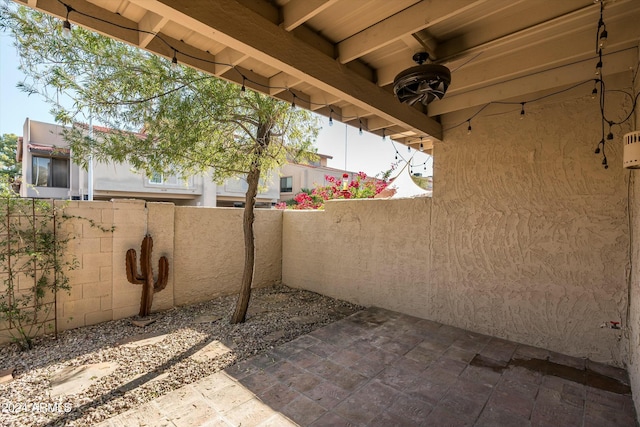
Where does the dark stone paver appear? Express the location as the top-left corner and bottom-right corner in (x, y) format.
(97, 307), (638, 426)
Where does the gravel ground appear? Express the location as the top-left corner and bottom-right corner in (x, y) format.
(0, 285), (362, 427)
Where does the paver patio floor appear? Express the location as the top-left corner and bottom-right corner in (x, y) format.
(97, 307), (637, 426)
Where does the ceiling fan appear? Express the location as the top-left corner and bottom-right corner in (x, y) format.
(393, 52), (451, 106)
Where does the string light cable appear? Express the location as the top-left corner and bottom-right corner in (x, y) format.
(53, 0), (640, 169)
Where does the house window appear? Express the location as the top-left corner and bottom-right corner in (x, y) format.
(31, 156), (69, 188)
(147, 172), (189, 187)
(280, 176), (293, 193)
(149, 172), (163, 184)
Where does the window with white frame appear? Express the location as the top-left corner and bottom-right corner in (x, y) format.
(146, 172), (189, 187)
(31, 156), (69, 188)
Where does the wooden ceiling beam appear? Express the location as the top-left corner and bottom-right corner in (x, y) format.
(282, 0), (338, 31)
(17, 0), (140, 45)
(138, 11), (168, 48)
(365, 117), (394, 132)
(377, 0), (639, 90)
(429, 47), (637, 116)
(269, 72), (303, 96)
(212, 48), (249, 76)
(337, 0), (487, 64)
(19, 0), (443, 139)
(155, 0), (442, 139)
(309, 93), (342, 111)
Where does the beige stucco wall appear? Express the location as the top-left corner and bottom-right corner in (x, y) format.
(283, 83), (632, 365)
(625, 52), (640, 416)
(282, 198), (431, 316)
(628, 166), (639, 414)
(433, 92), (630, 364)
(173, 207), (282, 306)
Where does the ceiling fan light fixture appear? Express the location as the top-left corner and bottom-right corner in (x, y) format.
(393, 52), (451, 106)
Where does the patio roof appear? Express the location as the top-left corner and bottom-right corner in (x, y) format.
(16, 0), (640, 150)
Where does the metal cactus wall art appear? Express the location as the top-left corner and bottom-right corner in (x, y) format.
(126, 235), (169, 317)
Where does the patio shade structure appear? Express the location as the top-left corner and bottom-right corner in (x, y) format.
(13, 0), (640, 151)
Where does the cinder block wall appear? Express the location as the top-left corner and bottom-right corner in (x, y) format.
(58, 200), (119, 331)
(0, 200), (282, 344)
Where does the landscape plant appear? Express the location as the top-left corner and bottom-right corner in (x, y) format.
(0, 133), (21, 192)
(279, 172), (389, 210)
(0, 183), (75, 350)
(1, 4), (320, 323)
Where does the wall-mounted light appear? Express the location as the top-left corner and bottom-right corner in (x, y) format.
(623, 131), (640, 169)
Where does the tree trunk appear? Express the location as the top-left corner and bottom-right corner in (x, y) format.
(231, 123), (269, 324)
(231, 165), (259, 324)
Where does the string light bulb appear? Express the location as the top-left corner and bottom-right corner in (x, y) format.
(291, 93), (296, 109)
(240, 77), (246, 95)
(419, 137), (424, 152)
(62, 5), (72, 39)
(171, 50), (178, 68)
(358, 120), (363, 136)
(599, 29), (608, 49)
(62, 20), (72, 39)
(520, 103), (526, 120)
(328, 109), (334, 126)
(591, 86), (598, 100)
(594, 139), (604, 154)
(382, 129), (386, 141)
(607, 122), (614, 140)
(41, 0), (630, 175)
(408, 145), (411, 153)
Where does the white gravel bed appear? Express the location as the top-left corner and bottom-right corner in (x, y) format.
(0, 285), (362, 427)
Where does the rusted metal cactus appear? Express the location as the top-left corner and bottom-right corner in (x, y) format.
(126, 235), (169, 317)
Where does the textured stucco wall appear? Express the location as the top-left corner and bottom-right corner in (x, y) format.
(433, 93), (630, 364)
(283, 198), (432, 317)
(628, 168), (639, 414)
(625, 60), (640, 415)
(283, 87), (632, 364)
(173, 207), (282, 306)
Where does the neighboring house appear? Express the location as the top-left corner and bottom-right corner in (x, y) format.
(17, 118), (279, 207)
(278, 154), (359, 202)
(216, 174), (279, 208)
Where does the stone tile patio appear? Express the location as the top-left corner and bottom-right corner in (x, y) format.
(97, 307), (637, 426)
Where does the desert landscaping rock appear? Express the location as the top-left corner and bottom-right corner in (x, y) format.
(130, 318), (157, 328)
(0, 367), (15, 384)
(50, 362), (119, 397)
(190, 340), (233, 363)
(0, 285), (362, 426)
(192, 314), (223, 324)
(119, 332), (169, 348)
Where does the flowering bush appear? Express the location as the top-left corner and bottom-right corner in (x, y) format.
(278, 172), (388, 210)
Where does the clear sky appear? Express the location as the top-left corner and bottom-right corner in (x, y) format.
(0, 31), (432, 178)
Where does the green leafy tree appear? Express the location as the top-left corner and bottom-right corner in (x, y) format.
(0, 133), (21, 187)
(1, 4), (319, 323)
